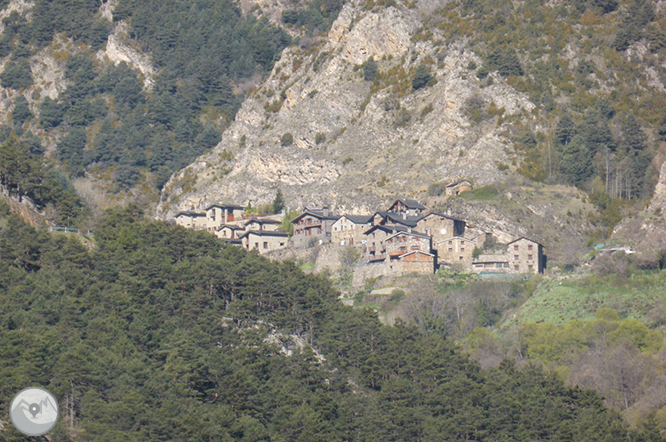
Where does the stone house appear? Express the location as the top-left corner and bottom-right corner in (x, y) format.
(244, 218), (282, 232)
(331, 215), (373, 246)
(372, 211), (420, 228)
(215, 224), (245, 240)
(384, 231), (432, 260)
(290, 208), (340, 248)
(386, 199), (427, 216)
(507, 237), (545, 274)
(436, 236), (475, 267)
(205, 203), (246, 231)
(241, 230), (290, 254)
(363, 224), (411, 261)
(416, 213), (466, 246)
(175, 211), (207, 230)
(445, 180), (473, 196)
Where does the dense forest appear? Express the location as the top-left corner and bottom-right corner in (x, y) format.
(0, 204), (663, 441)
(1, 0), (291, 191)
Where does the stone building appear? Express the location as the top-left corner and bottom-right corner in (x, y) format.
(507, 237), (545, 274)
(445, 180), (473, 196)
(416, 212), (466, 245)
(175, 211), (207, 230)
(205, 203), (246, 231)
(395, 250), (436, 274)
(384, 231), (432, 260)
(241, 230), (290, 254)
(290, 207), (340, 248)
(244, 218), (282, 232)
(331, 215), (373, 246)
(364, 225), (413, 261)
(386, 199), (427, 216)
(215, 224), (245, 240)
(435, 236), (475, 267)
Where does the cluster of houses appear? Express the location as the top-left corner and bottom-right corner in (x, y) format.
(175, 194), (546, 276)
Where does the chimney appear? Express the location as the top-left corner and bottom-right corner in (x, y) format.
(402, 212), (407, 220)
(323, 206), (329, 217)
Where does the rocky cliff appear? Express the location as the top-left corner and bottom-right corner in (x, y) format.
(156, 0), (537, 217)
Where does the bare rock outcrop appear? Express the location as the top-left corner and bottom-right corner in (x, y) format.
(157, 0), (536, 218)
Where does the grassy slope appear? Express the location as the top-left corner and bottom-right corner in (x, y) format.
(501, 272), (666, 331)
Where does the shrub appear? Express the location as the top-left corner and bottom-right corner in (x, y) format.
(363, 56), (378, 81)
(428, 182), (446, 196)
(1, 59), (33, 89)
(315, 132), (326, 144)
(412, 64), (432, 90)
(280, 132), (293, 146)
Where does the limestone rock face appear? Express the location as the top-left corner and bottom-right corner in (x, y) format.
(101, 22), (156, 90)
(157, 0), (536, 217)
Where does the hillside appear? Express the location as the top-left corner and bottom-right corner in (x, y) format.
(157, 0), (666, 223)
(0, 206), (657, 441)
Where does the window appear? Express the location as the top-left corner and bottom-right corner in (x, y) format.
(514, 265), (519, 271)
(528, 254), (533, 260)
(449, 240), (453, 245)
(400, 246), (406, 252)
(280, 242), (284, 246)
(459, 256), (463, 261)
(448, 248), (453, 253)
(528, 265), (534, 270)
(461, 240), (465, 245)
(461, 248), (465, 253)
(263, 242), (268, 249)
(254, 242), (258, 249)
(514, 245), (519, 251)
(528, 244), (533, 251)
(514, 255), (519, 260)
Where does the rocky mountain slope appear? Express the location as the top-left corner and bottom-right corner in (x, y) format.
(157, 0), (537, 217)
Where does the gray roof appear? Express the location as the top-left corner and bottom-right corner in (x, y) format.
(291, 210), (340, 223)
(339, 215), (373, 224)
(389, 199), (427, 210)
(216, 224), (244, 231)
(175, 211), (206, 217)
(245, 218), (282, 226)
(205, 203), (245, 211)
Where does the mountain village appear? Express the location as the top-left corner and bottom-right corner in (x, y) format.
(174, 182), (547, 280)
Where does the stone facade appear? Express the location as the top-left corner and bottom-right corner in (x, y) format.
(384, 231), (431, 260)
(472, 254), (510, 274)
(175, 211), (207, 230)
(215, 224), (245, 240)
(507, 237), (544, 274)
(331, 215), (373, 246)
(244, 218), (282, 232)
(241, 230), (290, 254)
(436, 236), (475, 267)
(445, 180), (473, 196)
(205, 204), (245, 231)
(416, 213), (466, 246)
(291, 208), (340, 248)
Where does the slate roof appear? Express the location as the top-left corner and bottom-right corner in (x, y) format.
(175, 211), (206, 217)
(240, 230), (290, 238)
(389, 199), (426, 210)
(205, 203), (245, 211)
(290, 210), (340, 223)
(245, 218), (282, 226)
(338, 215), (373, 224)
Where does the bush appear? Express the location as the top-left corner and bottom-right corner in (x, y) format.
(363, 56), (378, 81)
(412, 64), (432, 90)
(281, 132), (293, 146)
(12, 95), (32, 126)
(315, 132), (326, 144)
(428, 182), (446, 196)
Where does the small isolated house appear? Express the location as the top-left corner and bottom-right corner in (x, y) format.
(445, 180), (473, 196)
(175, 211), (207, 230)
